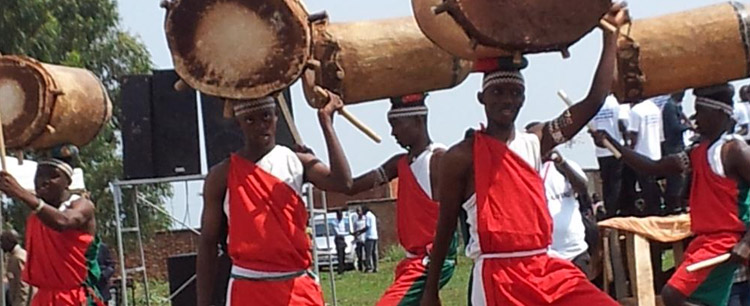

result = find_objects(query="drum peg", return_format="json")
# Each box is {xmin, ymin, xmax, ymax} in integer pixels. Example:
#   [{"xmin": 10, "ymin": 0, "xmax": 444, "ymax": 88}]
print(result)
[
  {"xmin": 431, "ymin": 1, "xmax": 451, "ymax": 15},
  {"xmin": 469, "ymin": 38, "xmax": 479, "ymax": 50},
  {"xmin": 51, "ymin": 89, "xmax": 64, "ymax": 96},
  {"xmin": 160, "ymin": 0, "xmax": 174, "ymax": 10},
  {"xmin": 336, "ymin": 71, "xmax": 345, "ymax": 80},
  {"xmin": 308, "ymin": 11, "xmax": 329, "ymax": 23},
  {"xmin": 173, "ymin": 79, "xmax": 191, "ymax": 91},
  {"xmin": 560, "ymin": 48, "xmax": 571, "ymax": 59},
  {"xmin": 46, "ymin": 125, "xmax": 56, "ymax": 134},
  {"xmin": 512, "ymin": 52, "xmax": 523, "ymax": 65},
  {"xmin": 14, "ymin": 151, "xmax": 23, "ymax": 165},
  {"xmin": 306, "ymin": 59, "xmax": 322, "ymax": 70}
]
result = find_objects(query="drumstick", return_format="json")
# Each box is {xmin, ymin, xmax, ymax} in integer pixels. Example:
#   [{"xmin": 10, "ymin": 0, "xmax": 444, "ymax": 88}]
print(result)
[
  {"xmin": 313, "ymin": 87, "xmax": 382, "ymax": 143},
  {"xmin": 0, "ymin": 112, "xmax": 8, "ymax": 170},
  {"xmin": 556, "ymin": 90, "xmax": 622, "ymax": 159},
  {"xmin": 686, "ymin": 253, "xmax": 731, "ymax": 272},
  {"xmin": 275, "ymin": 92, "xmax": 303, "ymax": 146}
]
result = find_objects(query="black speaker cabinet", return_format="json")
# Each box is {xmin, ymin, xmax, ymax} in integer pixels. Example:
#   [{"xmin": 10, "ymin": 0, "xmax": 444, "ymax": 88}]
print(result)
[
  {"xmin": 201, "ymin": 89, "xmax": 295, "ymax": 168},
  {"xmin": 121, "ymin": 70, "xmax": 201, "ymax": 179},
  {"xmin": 166, "ymin": 252, "xmax": 230, "ymax": 306}
]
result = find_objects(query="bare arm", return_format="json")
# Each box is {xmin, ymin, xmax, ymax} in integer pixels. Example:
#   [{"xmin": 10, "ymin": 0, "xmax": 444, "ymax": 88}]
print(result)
[
  {"xmin": 536, "ymin": 11, "xmax": 624, "ymax": 155},
  {"xmin": 300, "ymin": 92, "xmax": 353, "ymax": 192},
  {"xmin": 341, "ymin": 154, "xmax": 401, "ymax": 196},
  {"xmin": 720, "ymin": 140, "xmax": 750, "ymax": 262},
  {"xmin": 197, "ymin": 162, "xmax": 228, "ymax": 306},
  {"xmin": 0, "ymin": 172, "xmax": 94, "ymax": 233},
  {"xmin": 429, "ymin": 149, "xmax": 447, "ymax": 200},
  {"xmin": 591, "ymin": 131, "xmax": 684, "ymax": 176},
  {"xmin": 554, "ymin": 159, "xmax": 588, "ymax": 195},
  {"xmin": 421, "ymin": 143, "xmax": 470, "ymax": 306}
]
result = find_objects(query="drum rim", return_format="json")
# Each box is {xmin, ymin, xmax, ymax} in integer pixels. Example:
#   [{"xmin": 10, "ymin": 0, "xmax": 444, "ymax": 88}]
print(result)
[
  {"xmin": 164, "ymin": 0, "xmax": 312, "ymax": 99},
  {"xmin": 0, "ymin": 56, "xmax": 55, "ymax": 149},
  {"xmin": 445, "ymin": 0, "xmax": 609, "ymax": 53}
]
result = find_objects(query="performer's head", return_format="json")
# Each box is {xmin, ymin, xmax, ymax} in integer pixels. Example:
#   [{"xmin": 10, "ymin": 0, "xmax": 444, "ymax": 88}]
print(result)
[
  {"xmin": 0, "ymin": 229, "xmax": 19, "ymax": 253},
  {"xmin": 740, "ymin": 85, "xmax": 750, "ymax": 102},
  {"xmin": 35, "ymin": 144, "xmax": 77, "ymax": 205},
  {"xmin": 693, "ymin": 83, "xmax": 735, "ymax": 137},
  {"xmin": 230, "ymin": 96, "xmax": 278, "ymax": 149},
  {"xmin": 476, "ymin": 56, "xmax": 528, "ymax": 129},
  {"xmin": 336, "ymin": 210, "xmax": 343, "ymax": 221},
  {"xmin": 388, "ymin": 93, "xmax": 430, "ymax": 149}
]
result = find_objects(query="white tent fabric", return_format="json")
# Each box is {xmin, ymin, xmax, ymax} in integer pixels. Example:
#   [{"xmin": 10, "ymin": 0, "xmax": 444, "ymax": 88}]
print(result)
[{"xmin": 4, "ymin": 156, "xmax": 86, "ymax": 192}]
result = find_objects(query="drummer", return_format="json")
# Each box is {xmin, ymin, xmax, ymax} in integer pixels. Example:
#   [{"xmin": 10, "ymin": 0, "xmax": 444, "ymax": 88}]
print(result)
[
  {"xmin": 341, "ymin": 93, "xmax": 457, "ymax": 305},
  {"xmin": 591, "ymin": 83, "xmax": 750, "ymax": 306},
  {"xmin": 420, "ymin": 3, "xmax": 627, "ymax": 305},
  {"xmin": 196, "ymin": 91, "xmax": 354, "ymax": 306}
]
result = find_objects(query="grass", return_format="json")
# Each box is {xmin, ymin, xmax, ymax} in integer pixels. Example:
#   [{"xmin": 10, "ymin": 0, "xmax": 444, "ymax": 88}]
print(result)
[{"xmin": 320, "ymin": 245, "xmax": 471, "ymax": 306}]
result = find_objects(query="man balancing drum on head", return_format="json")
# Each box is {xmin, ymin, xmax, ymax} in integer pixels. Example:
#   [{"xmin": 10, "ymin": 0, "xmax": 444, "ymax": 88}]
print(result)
[
  {"xmin": 592, "ymin": 83, "xmax": 750, "ymax": 306},
  {"xmin": 197, "ymin": 90, "xmax": 354, "ymax": 306},
  {"xmin": 0, "ymin": 145, "xmax": 105, "ymax": 306},
  {"xmin": 420, "ymin": 3, "xmax": 628, "ymax": 305},
  {"xmin": 340, "ymin": 93, "xmax": 457, "ymax": 305}
]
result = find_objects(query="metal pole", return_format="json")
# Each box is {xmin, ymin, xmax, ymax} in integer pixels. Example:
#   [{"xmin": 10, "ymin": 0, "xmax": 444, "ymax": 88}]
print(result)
[
  {"xmin": 321, "ymin": 191, "xmax": 337, "ymax": 306},
  {"xmin": 132, "ymin": 187, "xmax": 151, "ymax": 305},
  {"xmin": 110, "ymin": 182, "xmax": 128, "ymax": 306},
  {"xmin": 136, "ymin": 195, "xmax": 200, "ymax": 236},
  {"xmin": 306, "ymin": 185, "xmax": 320, "ymax": 278}
]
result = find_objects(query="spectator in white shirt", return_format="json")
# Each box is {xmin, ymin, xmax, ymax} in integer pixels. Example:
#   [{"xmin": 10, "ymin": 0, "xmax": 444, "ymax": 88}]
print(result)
[
  {"xmin": 334, "ymin": 210, "xmax": 349, "ymax": 275},
  {"xmin": 353, "ymin": 207, "xmax": 367, "ymax": 271},
  {"xmin": 540, "ymin": 151, "xmax": 591, "ymax": 276},
  {"xmin": 592, "ymin": 95, "xmax": 629, "ymax": 218},
  {"xmin": 354, "ymin": 207, "xmax": 379, "ymax": 273},
  {"xmin": 735, "ymin": 85, "xmax": 750, "ymax": 142},
  {"xmin": 622, "ymin": 98, "xmax": 663, "ymax": 216}
]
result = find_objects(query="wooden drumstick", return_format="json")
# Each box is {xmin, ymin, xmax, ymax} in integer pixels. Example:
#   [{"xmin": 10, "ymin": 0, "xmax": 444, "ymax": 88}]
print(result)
[
  {"xmin": 686, "ymin": 253, "xmax": 731, "ymax": 272},
  {"xmin": 313, "ymin": 87, "xmax": 382, "ymax": 143},
  {"xmin": 275, "ymin": 92, "xmax": 303, "ymax": 146},
  {"xmin": 173, "ymin": 79, "xmax": 191, "ymax": 92},
  {"xmin": 556, "ymin": 90, "xmax": 622, "ymax": 159}
]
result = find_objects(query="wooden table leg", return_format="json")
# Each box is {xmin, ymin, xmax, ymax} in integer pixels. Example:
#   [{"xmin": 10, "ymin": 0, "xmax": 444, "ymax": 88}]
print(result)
[
  {"xmin": 626, "ymin": 233, "xmax": 655, "ymax": 306},
  {"xmin": 609, "ymin": 229, "xmax": 629, "ymax": 300}
]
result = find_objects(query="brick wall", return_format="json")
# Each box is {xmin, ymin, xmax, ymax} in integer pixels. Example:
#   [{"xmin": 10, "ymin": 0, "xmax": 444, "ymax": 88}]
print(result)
[
  {"xmin": 123, "ymin": 229, "xmax": 199, "ymax": 281},
  {"xmin": 347, "ymin": 199, "xmax": 397, "ymax": 256}
]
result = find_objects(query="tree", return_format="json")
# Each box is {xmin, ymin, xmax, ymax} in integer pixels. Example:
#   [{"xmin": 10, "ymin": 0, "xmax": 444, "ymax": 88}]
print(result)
[{"xmin": 0, "ymin": 0, "xmax": 171, "ymax": 246}]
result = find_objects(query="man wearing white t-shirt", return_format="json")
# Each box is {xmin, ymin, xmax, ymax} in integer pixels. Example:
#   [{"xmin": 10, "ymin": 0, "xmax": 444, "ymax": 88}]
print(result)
[
  {"xmin": 623, "ymin": 98, "xmax": 663, "ymax": 216},
  {"xmin": 541, "ymin": 152, "xmax": 591, "ymax": 276},
  {"xmin": 363, "ymin": 207, "xmax": 379, "ymax": 273},
  {"xmin": 592, "ymin": 95, "xmax": 629, "ymax": 218}
]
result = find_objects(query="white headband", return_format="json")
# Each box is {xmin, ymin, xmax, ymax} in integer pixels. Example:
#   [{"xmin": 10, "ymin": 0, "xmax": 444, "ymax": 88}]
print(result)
[
  {"xmin": 387, "ymin": 106, "xmax": 428, "ymax": 119},
  {"xmin": 232, "ymin": 97, "xmax": 276, "ymax": 117},
  {"xmin": 38, "ymin": 158, "xmax": 73, "ymax": 180},
  {"xmin": 695, "ymin": 97, "xmax": 733, "ymax": 116},
  {"xmin": 483, "ymin": 71, "xmax": 524, "ymax": 91}
]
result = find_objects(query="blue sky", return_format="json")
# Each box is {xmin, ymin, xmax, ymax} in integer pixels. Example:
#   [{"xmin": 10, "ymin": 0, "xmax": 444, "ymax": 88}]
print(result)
[{"xmin": 116, "ymin": 0, "xmax": 748, "ymax": 228}]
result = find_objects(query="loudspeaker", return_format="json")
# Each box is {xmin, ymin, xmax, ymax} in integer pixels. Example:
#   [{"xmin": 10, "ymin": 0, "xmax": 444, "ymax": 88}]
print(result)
[
  {"xmin": 201, "ymin": 89, "xmax": 295, "ymax": 168},
  {"xmin": 150, "ymin": 70, "xmax": 201, "ymax": 177},
  {"xmin": 166, "ymin": 252, "xmax": 231, "ymax": 306},
  {"xmin": 121, "ymin": 75, "xmax": 155, "ymax": 179},
  {"xmin": 120, "ymin": 70, "xmax": 202, "ymax": 179}
]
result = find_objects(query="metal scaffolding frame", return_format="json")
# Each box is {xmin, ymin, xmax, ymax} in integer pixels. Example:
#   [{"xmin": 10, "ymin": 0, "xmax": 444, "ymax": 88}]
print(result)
[{"xmin": 109, "ymin": 174, "xmax": 205, "ymax": 306}]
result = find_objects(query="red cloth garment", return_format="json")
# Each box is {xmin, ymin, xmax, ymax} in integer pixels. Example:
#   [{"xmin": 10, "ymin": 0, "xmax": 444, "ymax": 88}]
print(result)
[
  {"xmin": 226, "ymin": 153, "xmax": 311, "ymax": 272},
  {"xmin": 396, "ymin": 156, "xmax": 439, "ymax": 255},
  {"xmin": 471, "ymin": 132, "xmax": 616, "ymax": 305},
  {"xmin": 226, "ymin": 275, "xmax": 324, "ymax": 306},
  {"xmin": 23, "ymin": 215, "xmax": 96, "ymax": 306}
]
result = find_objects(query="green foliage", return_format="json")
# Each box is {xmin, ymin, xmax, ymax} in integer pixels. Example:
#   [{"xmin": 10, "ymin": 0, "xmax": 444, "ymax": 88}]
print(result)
[{"xmin": 0, "ymin": 0, "xmax": 171, "ymax": 247}]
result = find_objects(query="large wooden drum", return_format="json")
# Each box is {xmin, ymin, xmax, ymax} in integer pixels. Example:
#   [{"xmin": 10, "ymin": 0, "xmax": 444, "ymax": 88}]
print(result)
[
  {"xmin": 302, "ymin": 17, "xmax": 473, "ymax": 106},
  {"xmin": 164, "ymin": 0, "xmax": 310, "ymax": 99},
  {"xmin": 415, "ymin": 0, "xmax": 610, "ymax": 55},
  {"xmin": 412, "ymin": 0, "xmax": 507, "ymax": 60},
  {"xmin": 0, "ymin": 56, "xmax": 112, "ymax": 150},
  {"xmin": 614, "ymin": 2, "xmax": 750, "ymax": 101}
]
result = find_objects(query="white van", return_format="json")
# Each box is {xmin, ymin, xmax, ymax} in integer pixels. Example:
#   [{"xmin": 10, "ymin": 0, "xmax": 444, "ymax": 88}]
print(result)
[{"xmin": 312, "ymin": 211, "xmax": 357, "ymax": 269}]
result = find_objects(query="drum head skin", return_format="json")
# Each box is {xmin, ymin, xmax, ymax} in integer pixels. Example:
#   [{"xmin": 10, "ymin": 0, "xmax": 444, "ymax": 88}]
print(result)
[
  {"xmin": 443, "ymin": 0, "xmax": 611, "ymax": 53},
  {"xmin": 0, "ymin": 57, "xmax": 49, "ymax": 148},
  {"xmin": 165, "ymin": 0, "xmax": 311, "ymax": 99}
]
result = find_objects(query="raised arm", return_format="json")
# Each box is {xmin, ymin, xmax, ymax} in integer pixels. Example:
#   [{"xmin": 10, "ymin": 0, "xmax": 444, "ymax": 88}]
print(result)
[
  {"xmin": 591, "ymin": 130, "xmax": 684, "ymax": 177},
  {"xmin": 300, "ymin": 91, "xmax": 353, "ymax": 192},
  {"xmin": 341, "ymin": 154, "xmax": 402, "ymax": 196},
  {"xmin": 421, "ymin": 143, "xmax": 471, "ymax": 306},
  {"xmin": 538, "ymin": 4, "xmax": 627, "ymax": 155},
  {"xmin": 197, "ymin": 162, "xmax": 228, "ymax": 306},
  {"xmin": 0, "ymin": 171, "xmax": 94, "ymax": 233}
]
